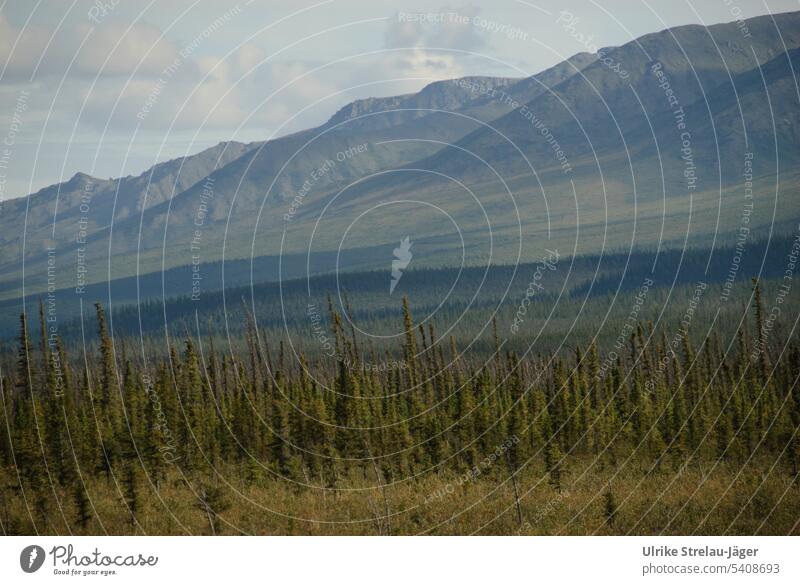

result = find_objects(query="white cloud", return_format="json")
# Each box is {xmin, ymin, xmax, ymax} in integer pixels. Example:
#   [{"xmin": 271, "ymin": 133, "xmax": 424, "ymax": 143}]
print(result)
[
  {"xmin": 0, "ymin": 14, "xmax": 180, "ymax": 79},
  {"xmin": 384, "ymin": 5, "xmax": 485, "ymax": 52}
]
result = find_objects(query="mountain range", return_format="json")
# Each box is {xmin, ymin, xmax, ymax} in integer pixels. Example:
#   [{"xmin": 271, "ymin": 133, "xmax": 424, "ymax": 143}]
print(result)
[{"xmin": 1, "ymin": 10, "xmax": 799, "ymax": 313}]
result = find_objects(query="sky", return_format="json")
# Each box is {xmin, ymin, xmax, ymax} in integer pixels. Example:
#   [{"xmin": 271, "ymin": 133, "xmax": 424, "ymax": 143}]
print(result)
[{"xmin": 0, "ymin": 0, "xmax": 798, "ymax": 200}]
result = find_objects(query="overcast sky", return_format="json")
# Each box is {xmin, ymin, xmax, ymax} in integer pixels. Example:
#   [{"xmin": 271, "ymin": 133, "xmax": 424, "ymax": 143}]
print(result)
[{"xmin": 0, "ymin": 0, "xmax": 797, "ymax": 200}]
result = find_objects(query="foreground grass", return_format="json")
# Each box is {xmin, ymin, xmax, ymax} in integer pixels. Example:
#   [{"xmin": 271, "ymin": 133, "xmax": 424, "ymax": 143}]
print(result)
[{"xmin": 3, "ymin": 458, "xmax": 797, "ymax": 536}]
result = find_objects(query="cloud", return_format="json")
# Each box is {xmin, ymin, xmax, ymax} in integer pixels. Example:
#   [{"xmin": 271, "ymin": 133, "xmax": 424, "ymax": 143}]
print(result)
[
  {"xmin": 72, "ymin": 41, "xmax": 350, "ymax": 135},
  {"xmin": 384, "ymin": 5, "xmax": 486, "ymax": 52},
  {"xmin": 356, "ymin": 49, "xmax": 467, "ymax": 89},
  {"xmin": 374, "ymin": 5, "xmax": 490, "ymax": 89},
  {"xmin": 0, "ymin": 14, "xmax": 180, "ymax": 80}
]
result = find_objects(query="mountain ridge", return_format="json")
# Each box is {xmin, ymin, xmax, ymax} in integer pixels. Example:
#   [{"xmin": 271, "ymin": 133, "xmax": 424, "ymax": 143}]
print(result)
[{"xmin": 1, "ymin": 11, "xmax": 798, "ymax": 303}]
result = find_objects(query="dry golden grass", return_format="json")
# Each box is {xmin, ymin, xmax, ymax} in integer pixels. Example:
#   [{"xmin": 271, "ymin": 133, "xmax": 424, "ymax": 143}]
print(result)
[{"xmin": 4, "ymin": 458, "xmax": 797, "ymax": 535}]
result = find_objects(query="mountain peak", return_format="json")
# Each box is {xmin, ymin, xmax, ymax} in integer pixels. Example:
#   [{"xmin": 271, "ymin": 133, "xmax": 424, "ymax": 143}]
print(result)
[
  {"xmin": 326, "ymin": 75, "xmax": 516, "ymax": 127},
  {"xmin": 67, "ymin": 171, "xmax": 100, "ymax": 186}
]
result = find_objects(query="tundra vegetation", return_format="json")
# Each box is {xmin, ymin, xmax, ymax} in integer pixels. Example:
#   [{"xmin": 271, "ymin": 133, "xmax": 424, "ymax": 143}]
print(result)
[{"xmin": 0, "ymin": 280, "xmax": 798, "ymax": 535}]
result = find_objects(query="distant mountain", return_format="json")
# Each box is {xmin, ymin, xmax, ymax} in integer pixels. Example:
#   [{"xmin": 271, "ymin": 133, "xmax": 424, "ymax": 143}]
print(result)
[
  {"xmin": 324, "ymin": 75, "xmax": 517, "ymax": 130},
  {"xmin": 1, "ymin": 11, "xmax": 799, "ymax": 307},
  {"xmin": 431, "ymin": 11, "xmax": 800, "ymax": 181},
  {"xmin": 0, "ymin": 140, "xmax": 255, "ymax": 264}
]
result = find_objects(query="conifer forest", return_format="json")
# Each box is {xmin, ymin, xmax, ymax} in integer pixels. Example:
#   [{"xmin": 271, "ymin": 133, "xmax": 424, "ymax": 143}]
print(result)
[{"xmin": 1, "ymin": 276, "xmax": 798, "ymax": 535}]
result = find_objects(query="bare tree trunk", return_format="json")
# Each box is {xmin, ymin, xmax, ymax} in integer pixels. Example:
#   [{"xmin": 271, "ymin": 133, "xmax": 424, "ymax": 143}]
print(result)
[
  {"xmin": 365, "ymin": 440, "xmax": 391, "ymax": 535},
  {"xmin": 506, "ymin": 452, "xmax": 523, "ymax": 526}
]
